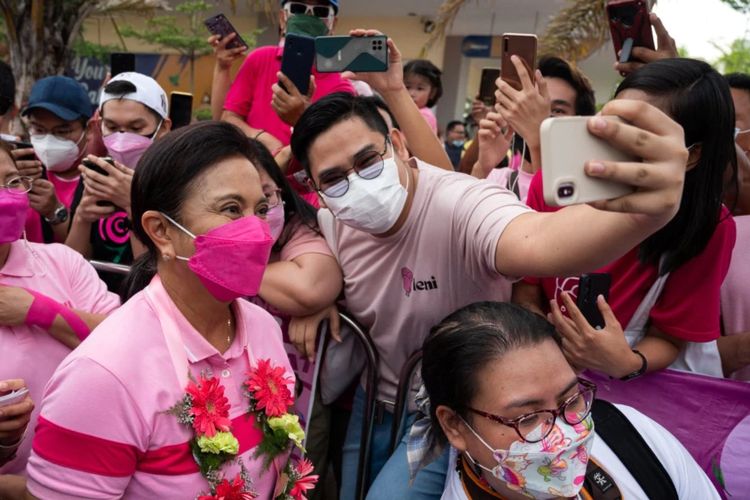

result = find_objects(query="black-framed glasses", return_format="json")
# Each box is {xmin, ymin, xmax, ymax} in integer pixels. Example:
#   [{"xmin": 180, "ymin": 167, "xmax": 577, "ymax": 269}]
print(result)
[
  {"xmin": 284, "ymin": 2, "xmax": 334, "ymax": 18},
  {"xmin": 465, "ymin": 378, "xmax": 596, "ymax": 443},
  {"xmin": 1, "ymin": 176, "xmax": 33, "ymax": 194},
  {"xmin": 315, "ymin": 139, "xmax": 389, "ymax": 198}
]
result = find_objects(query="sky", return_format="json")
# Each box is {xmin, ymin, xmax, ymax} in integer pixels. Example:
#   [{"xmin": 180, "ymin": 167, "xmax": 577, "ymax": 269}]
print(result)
[{"xmin": 652, "ymin": 0, "xmax": 750, "ymax": 62}]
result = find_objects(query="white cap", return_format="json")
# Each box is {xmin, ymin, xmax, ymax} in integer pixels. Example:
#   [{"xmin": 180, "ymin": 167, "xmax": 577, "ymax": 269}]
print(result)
[{"xmin": 99, "ymin": 72, "xmax": 168, "ymax": 119}]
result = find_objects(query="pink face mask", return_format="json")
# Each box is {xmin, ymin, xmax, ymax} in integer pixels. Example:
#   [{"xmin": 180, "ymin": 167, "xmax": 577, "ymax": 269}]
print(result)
[
  {"xmin": 266, "ymin": 204, "xmax": 285, "ymax": 242},
  {"xmin": 164, "ymin": 213, "xmax": 274, "ymax": 302},
  {"xmin": 102, "ymin": 124, "xmax": 161, "ymax": 168},
  {"xmin": 0, "ymin": 189, "xmax": 30, "ymax": 244}
]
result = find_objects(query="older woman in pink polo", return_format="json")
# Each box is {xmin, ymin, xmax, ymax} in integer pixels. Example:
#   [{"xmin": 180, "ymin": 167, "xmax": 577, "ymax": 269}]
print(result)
[
  {"xmin": 0, "ymin": 140, "xmax": 119, "ymax": 490},
  {"xmin": 25, "ymin": 123, "xmax": 315, "ymax": 499}
]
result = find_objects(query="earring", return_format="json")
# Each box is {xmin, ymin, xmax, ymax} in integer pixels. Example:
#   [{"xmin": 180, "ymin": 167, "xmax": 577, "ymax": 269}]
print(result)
[{"xmin": 162, "ymin": 254, "xmax": 172, "ymax": 262}]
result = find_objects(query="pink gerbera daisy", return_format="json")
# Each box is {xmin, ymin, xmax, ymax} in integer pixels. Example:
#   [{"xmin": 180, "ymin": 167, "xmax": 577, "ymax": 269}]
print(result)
[
  {"xmin": 289, "ymin": 458, "xmax": 319, "ymax": 500},
  {"xmin": 245, "ymin": 359, "xmax": 294, "ymax": 417},
  {"xmin": 186, "ymin": 376, "xmax": 232, "ymax": 437}
]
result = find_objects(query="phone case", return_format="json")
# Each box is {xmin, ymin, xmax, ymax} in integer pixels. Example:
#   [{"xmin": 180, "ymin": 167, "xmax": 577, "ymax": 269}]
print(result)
[
  {"xmin": 170, "ymin": 92, "xmax": 193, "ymax": 130},
  {"xmin": 607, "ymin": 0, "xmax": 655, "ymax": 63},
  {"xmin": 540, "ymin": 116, "xmax": 636, "ymax": 207},
  {"xmin": 501, "ymin": 33, "xmax": 537, "ymax": 91},
  {"xmin": 281, "ymin": 34, "xmax": 316, "ymax": 95},
  {"xmin": 315, "ymin": 36, "xmax": 388, "ymax": 73},
  {"xmin": 479, "ymin": 68, "xmax": 501, "ymax": 106},
  {"xmin": 204, "ymin": 14, "xmax": 247, "ymax": 50},
  {"xmin": 577, "ymin": 273, "xmax": 611, "ymax": 329}
]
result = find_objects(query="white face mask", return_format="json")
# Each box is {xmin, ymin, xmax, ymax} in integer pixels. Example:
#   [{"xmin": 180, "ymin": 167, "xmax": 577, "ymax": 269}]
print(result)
[
  {"xmin": 321, "ymin": 146, "xmax": 409, "ymax": 234},
  {"xmin": 31, "ymin": 131, "xmax": 85, "ymax": 172}
]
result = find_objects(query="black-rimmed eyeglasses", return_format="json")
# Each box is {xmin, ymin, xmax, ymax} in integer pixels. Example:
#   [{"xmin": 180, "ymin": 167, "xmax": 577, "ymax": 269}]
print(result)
[{"xmin": 314, "ymin": 139, "xmax": 389, "ymax": 198}]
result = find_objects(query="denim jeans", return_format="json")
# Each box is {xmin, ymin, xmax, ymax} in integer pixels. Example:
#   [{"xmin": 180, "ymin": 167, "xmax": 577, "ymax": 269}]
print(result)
[{"xmin": 340, "ymin": 387, "xmax": 449, "ymax": 500}]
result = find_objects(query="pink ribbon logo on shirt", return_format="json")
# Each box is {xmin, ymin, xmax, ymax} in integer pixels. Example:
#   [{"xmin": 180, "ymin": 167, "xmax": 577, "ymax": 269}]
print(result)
[{"xmin": 401, "ymin": 267, "xmax": 414, "ymax": 297}]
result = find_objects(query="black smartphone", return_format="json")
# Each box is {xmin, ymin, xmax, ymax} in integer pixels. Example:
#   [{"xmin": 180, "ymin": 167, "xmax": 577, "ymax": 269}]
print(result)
[
  {"xmin": 280, "ymin": 34, "xmax": 316, "ymax": 95},
  {"xmin": 607, "ymin": 0, "xmax": 655, "ymax": 64},
  {"xmin": 169, "ymin": 92, "xmax": 193, "ymax": 130},
  {"xmin": 576, "ymin": 273, "xmax": 612, "ymax": 329},
  {"xmin": 110, "ymin": 53, "xmax": 136, "ymax": 77},
  {"xmin": 83, "ymin": 157, "xmax": 116, "ymax": 207},
  {"xmin": 10, "ymin": 140, "xmax": 36, "ymax": 162},
  {"xmin": 479, "ymin": 68, "xmax": 501, "ymax": 106},
  {"xmin": 204, "ymin": 13, "xmax": 248, "ymax": 50}
]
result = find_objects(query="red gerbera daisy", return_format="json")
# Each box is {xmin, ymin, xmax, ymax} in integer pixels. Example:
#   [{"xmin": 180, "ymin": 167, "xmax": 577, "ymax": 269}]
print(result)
[
  {"xmin": 289, "ymin": 458, "xmax": 318, "ymax": 500},
  {"xmin": 245, "ymin": 359, "xmax": 294, "ymax": 417},
  {"xmin": 198, "ymin": 474, "xmax": 256, "ymax": 500},
  {"xmin": 186, "ymin": 376, "xmax": 232, "ymax": 437}
]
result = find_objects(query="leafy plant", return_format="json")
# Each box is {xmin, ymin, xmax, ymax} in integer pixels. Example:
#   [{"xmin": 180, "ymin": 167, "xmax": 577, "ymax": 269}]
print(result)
[
  {"xmin": 713, "ymin": 38, "xmax": 750, "ymax": 74},
  {"xmin": 719, "ymin": 0, "xmax": 750, "ymax": 13}
]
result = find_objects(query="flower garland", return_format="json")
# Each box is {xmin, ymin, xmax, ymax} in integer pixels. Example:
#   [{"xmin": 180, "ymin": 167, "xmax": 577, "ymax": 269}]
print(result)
[{"xmin": 169, "ymin": 359, "xmax": 318, "ymax": 499}]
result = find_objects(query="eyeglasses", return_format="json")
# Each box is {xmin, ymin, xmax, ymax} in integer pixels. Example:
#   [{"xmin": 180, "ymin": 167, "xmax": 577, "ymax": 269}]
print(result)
[
  {"xmin": 283, "ymin": 2, "xmax": 334, "ymax": 18},
  {"xmin": 1, "ymin": 176, "xmax": 33, "ymax": 194},
  {"xmin": 465, "ymin": 378, "xmax": 597, "ymax": 444},
  {"xmin": 315, "ymin": 139, "xmax": 390, "ymax": 198},
  {"xmin": 28, "ymin": 124, "xmax": 84, "ymax": 143},
  {"xmin": 265, "ymin": 188, "xmax": 283, "ymax": 208}
]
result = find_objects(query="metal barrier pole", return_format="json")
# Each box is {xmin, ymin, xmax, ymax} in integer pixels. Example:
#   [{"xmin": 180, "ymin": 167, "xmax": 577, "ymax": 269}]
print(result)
[
  {"xmin": 88, "ymin": 260, "xmax": 131, "ymax": 276},
  {"xmin": 389, "ymin": 350, "xmax": 422, "ymax": 454}
]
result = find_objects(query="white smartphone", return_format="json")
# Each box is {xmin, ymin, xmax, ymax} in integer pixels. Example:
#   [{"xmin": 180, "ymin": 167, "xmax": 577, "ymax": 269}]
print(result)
[
  {"xmin": 0, "ymin": 387, "xmax": 29, "ymax": 408},
  {"xmin": 541, "ymin": 116, "xmax": 636, "ymax": 207}
]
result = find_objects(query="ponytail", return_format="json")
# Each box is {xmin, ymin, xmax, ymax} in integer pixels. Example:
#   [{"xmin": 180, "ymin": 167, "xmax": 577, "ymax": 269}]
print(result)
[{"xmin": 120, "ymin": 252, "xmax": 157, "ymax": 302}]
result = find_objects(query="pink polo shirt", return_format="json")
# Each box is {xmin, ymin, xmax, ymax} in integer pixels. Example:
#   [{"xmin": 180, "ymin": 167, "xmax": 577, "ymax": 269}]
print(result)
[
  {"xmin": 0, "ymin": 240, "xmax": 119, "ymax": 474},
  {"xmin": 27, "ymin": 276, "xmax": 294, "ymax": 499},
  {"xmin": 223, "ymin": 44, "xmax": 355, "ymax": 147}
]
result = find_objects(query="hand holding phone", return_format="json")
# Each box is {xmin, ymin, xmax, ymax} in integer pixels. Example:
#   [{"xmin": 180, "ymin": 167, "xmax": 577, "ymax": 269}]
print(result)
[
  {"xmin": 82, "ymin": 157, "xmax": 116, "ymax": 207},
  {"xmin": 478, "ymin": 68, "xmax": 501, "ymax": 107},
  {"xmin": 315, "ymin": 35, "xmax": 389, "ymax": 73},
  {"xmin": 577, "ymin": 273, "xmax": 612, "ymax": 329},
  {"xmin": 501, "ymin": 33, "xmax": 537, "ymax": 91},
  {"xmin": 0, "ymin": 387, "xmax": 29, "ymax": 409},
  {"xmin": 204, "ymin": 14, "xmax": 248, "ymax": 50},
  {"xmin": 281, "ymin": 34, "xmax": 316, "ymax": 95}
]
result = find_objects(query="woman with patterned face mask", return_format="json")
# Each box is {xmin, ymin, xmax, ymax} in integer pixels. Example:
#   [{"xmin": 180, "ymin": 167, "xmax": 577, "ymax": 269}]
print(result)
[{"xmin": 409, "ymin": 302, "xmax": 719, "ymax": 500}]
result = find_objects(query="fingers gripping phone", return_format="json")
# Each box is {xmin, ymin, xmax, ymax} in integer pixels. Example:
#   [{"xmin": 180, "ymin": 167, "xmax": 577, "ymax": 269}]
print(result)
[
  {"xmin": 479, "ymin": 68, "xmax": 501, "ymax": 107},
  {"xmin": 501, "ymin": 33, "xmax": 537, "ymax": 91},
  {"xmin": 577, "ymin": 273, "xmax": 612, "ymax": 330},
  {"xmin": 607, "ymin": 0, "xmax": 655, "ymax": 64},
  {"xmin": 83, "ymin": 157, "xmax": 115, "ymax": 207},
  {"xmin": 110, "ymin": 53, "xmax": 135, "ymax": 77},
  {"xmin": 281, "ymin": 34, "xmax": 316, "ymax": 95},
  {"xmin": 540, "ymin": 116, "xmax": 636, "ymax": 206},
  {"xmin": 0, "ymin": 387, "xmax": 29, "ymax": 408},
  {"xmin": 170, "ymin": 92, "xmax": 193, "ymax": 130},
  {"xmin": 204, "ymin": 13, "xmax": 248, "ymax": 50},
  {"xmin": 9, "ymin": 140, "xmax": 35, "ymax": 162},
  {"xmin": 315, "ymin": 35, "xmax": 389, "ymax": 73}
]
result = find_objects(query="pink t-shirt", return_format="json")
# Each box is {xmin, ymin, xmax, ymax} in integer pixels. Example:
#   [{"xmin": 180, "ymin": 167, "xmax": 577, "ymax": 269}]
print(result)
[
  {"xmin": 419, "ymin": 107, "xmax": 438, "ymax": 135},
  {"xmin": 524, "ymin": 171, "xmax": 736, "ymax": 343},
  {"xmin": 24, "ymin": 173, "xmax": 81, "ymax": 244},
  {"xmin": 486, "ymin": 167, "xmax": 534, "ymax": 202},
  {"xmin": 279, "ymin": 222, "xmax": 332, "ymax": 262},
  {"xmin": 224, "ymin": 45, "xmax": 355, "ymax": 147},
  {"xmin": 0, "ymin": 240, "xmax": 119, "ymax": 474},
  {"xmin": 26, "ymin": 277, "xmax": 293, "ymax": 499},
  {"xmin": 322, "ymin": 159, "xmax": 530, "ymax": 402},
  {"xmin": 721, "ymin": 215, "xmax": 750, "ymax": 380}
]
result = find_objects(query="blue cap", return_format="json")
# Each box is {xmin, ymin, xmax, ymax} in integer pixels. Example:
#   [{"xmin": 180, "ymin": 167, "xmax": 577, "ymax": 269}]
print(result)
[
  {"xmin": 281, "ymin": 0, "xmax": 338, "ymax": 14},
  {"xmin": 22, "ymin": 76, "xmax": 92, "ymax": 121}
]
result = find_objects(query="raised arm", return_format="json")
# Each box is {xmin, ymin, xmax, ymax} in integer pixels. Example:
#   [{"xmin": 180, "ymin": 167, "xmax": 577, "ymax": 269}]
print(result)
[{"xmin": 208, "ymin": 34, "xmax": 248, "ymax": 121}]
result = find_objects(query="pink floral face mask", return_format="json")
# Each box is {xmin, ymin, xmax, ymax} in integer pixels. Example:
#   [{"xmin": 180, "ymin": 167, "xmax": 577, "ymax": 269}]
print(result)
[{"xmin": 164, "ymin": 213, "xmax": 274, "ymax": 302}]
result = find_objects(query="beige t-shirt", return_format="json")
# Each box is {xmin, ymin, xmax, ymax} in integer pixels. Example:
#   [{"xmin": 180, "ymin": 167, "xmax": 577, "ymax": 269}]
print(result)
[{"xmin": 321, "ymin": 159, "xmax": 531, "ymax": 402}]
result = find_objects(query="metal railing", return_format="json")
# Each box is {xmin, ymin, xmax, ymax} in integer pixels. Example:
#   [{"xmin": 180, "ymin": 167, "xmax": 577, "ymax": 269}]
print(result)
[
  {"xmin": 389, "ymin": 350, "xmax": 423, "ymax": 454},
  {"xmin": 88, "ymin": 260, "xmax": 131, "ymax": 276}
]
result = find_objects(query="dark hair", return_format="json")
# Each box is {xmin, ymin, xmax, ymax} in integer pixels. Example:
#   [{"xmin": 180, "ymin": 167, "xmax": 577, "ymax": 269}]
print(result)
[
  {"xmin": 122, "ymin": 121, "xmax": 269, "ymax": 300},
  {"xmin": 403, "ymin": 59, "xmax": 443, "ymax": 108},
  {"xmin": 725, "ymin": 72, "xmax": 750, "ymax": 92},
  {"xmin": 291, "ymin": 92, "xmax": 389, "ymax": 177},
  {"xmin": 0, "ymin": 61, "xmax": 15, "ymax": 116},
  {"xmin": 616, "ymin": 58, "xmax": 736, "ymax": 274},
  {"xmin": 422, "ymin": 302, "xmax": 561, "ymax": 448},
  {"xmin": 446, "ymin": 120, "xmax": 464, "ymax": 132},
  {"xmin": 246, "ymin": 139, "xmax": 319, "ymax": 251},
  {"xmin": 102, "ymin": 79, "xmax": 162, "ymax": 124},
  {"xmin": 360, "ymin": 95, "xmax": 400, "ymax": 130},
  {"xmin": 538, "ymin": 56, "xmax": 596, "ymax": 116}
]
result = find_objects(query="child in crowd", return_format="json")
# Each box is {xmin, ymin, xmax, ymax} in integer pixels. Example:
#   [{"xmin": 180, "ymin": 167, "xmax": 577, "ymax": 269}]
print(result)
[{"xmin": 404, "ymin": 59, "xmax": 443, "ymax": 135}]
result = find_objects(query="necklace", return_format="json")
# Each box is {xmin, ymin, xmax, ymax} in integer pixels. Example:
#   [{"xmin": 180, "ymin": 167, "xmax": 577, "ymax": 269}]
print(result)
[{"xmin": 226, "ymin": 316, "xmax": 233, "ymax": 346}]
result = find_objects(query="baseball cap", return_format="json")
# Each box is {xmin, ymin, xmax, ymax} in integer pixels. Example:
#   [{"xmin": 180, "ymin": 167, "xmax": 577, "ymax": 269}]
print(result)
[
  {"xmin": 281, "ymin": 0, "xmax": 339, "ymax": 14},
  {"xmin": 22, "ymin": 76, "xmax": 92, "ymax": 121},
  {"xmin": 99, "ymin": 72, "xmax": 168, "ymax": 119}
]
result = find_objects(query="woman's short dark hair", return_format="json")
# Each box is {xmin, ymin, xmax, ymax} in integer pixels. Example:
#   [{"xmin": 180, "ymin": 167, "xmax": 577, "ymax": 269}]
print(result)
[
  {"xmin": 403, "ymin": 59, "xmax": 443, "ymax": 108},
  {"xmin": 537, "ymin": 56, "xmax": 596, "ymax": 116},
  {"xmin": 421, "ymin": 302, "xmax": 561, "ymax": 448},
  {"xmin": 616, "ymin": 58, "xmax": 736, "ymax": 274},
  {"xmin": 122, "ymin": 121, "xmax": 270, "ymax": 300}
]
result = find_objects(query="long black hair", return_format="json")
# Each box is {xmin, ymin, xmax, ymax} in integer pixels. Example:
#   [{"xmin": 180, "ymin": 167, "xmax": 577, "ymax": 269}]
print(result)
[
  {"xmin": 245, "ymin": 139, "xmax": 319, "ymax": 251},
  {"xmin": 616, "ymin": 58, "xmax": 737, "ymax": 274},
  {"xmin": 421, "ymin": 302, "xmax": 561, "ymax": 449},
  {"xmin": 121, "ymin": 121, "xmax": 273, "ymax": 301}
]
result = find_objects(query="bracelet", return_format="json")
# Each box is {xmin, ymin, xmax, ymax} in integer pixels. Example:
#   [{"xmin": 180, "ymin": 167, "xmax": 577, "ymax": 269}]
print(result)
[
  {"xmin": 254, "ymin": 129, "xmax": 266, "ymax": 141},
  {"xmin": 619, "ymin": 349, "xmax": 648, "ymax": 381}
]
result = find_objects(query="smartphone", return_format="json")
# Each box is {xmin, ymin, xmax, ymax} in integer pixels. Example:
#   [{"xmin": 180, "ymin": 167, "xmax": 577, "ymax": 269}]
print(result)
[
  {"xmin": 607, "ymin": 0, "xmax": 655, "ymax": 64},
  {"xmin": 170, "ymin": 92, "xmax": 193, "ymax": 130},
  {"xmin": 501, "ymin": 33, "xmax": 537, "ymax": 91},
  {"xmin": 0, "ymin": 388, "xmax": 29, "ymax": 408},
  {"xmin": 315, "ymin": 35, "xmax": 389, "ymax": 73},
  {"xmin": 281, "ymin": 34, "xmax": 316, "ymax": 95},
  {"xmin": 204, "ymin": 13, "xmax": 248, "ymax": 50},
  {"xmin": 577, "ymin": 273, "xmax": 612, "ymax": 329},
  {"xmin": 110, "ymin": 53, "xmax": 135, "ymax": 77},
  {"xmin": 82, "ymin": 157, "xmax": 114, "ymax": 177},
  {"xmin": 479, "ymin": 68, "xmax": 501, "ymax": 107},
  {"xmin": 9, "ymin": 140, "xmax": 36, "ymax": 162},
  {"xmin": 540, "ymin": 116, "xmax": 636, "ymax": 207}
]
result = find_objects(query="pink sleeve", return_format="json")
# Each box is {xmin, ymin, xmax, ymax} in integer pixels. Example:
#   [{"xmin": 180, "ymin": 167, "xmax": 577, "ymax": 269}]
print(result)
[
  {"xmin": 223, "ymin": 50, "xmax": 261, "ymax": 118},
  {"xmin": 650, "ymin": 211, "xmax": 736, "ymax": 342},
  {"xmin": 280, "ymin": 224, "xmax": 333, "ymax": 262},
  {"xmin": 419, "ymin": 107, "xmax": 438, "ymax": 135},
  {"xmin": 64, "ymin": 245, "xmax": 121, "ymax": 314},
  {"xmin": 486, "ymin": 167, "xmax": 511, "ymax": 185},
  {"xmin": 520, "ymin": 172, "xmax": 550, "ymax": 285},
  {"xmin": 27, "ymin": 357, "xmax": 147, "ymax": 498}
]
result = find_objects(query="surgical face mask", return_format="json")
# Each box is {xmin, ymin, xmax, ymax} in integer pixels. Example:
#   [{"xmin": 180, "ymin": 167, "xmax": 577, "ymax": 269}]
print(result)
[
  {"xmin": 266, "ymin": 204, "xmax": 285, "ymax": 242},
  {"xmin": 31, "ymin": 130, "xmax": 85, "ymax": 172},
  {"xmin": 450, "ymin": 139, "xmax": 465, "ymax": 148},
  {"xmin": 321, "ymin": 146, "xmax": 409, "ymax": 234},
  {"xmin": 462, "ymin": 416, "xmax": 595, "ymax": 499},
  {"xmin": 285, "ymin": 13, "xmax": 330, "ymax": 37},
  {"xmin": 102, "ymin": 120, "xmax": 162, "ymax": 168},
  {"xmin": 0, "ymin": 189, "xmax": 30, "ymax": 244}
]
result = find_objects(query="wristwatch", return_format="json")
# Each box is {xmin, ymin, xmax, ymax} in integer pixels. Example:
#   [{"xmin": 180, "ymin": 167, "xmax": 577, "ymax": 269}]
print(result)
[
  {"xmin": 44, "ymin": 204, "xmax": 69, "ymax": 226},
  {"xmin": 619, "ymin": 349, "xmax": 648, "ymax": 381}
]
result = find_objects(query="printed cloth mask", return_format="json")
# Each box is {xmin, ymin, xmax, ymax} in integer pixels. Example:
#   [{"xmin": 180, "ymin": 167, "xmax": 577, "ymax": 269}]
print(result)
[
  {"xmin": 266, "ymin": 204, "xmax": 285, "ymax": 243},
  {"xmin": 462, "ymin": 416, "xmax": 595, "ymax": 500},
  {"xmin": 321, "ymin": 147, "xmax": 408, "ymax": 234},
  {"xmin": 31, "ymin": 130, "xmax": 85, "ymax": 172},
  {"xmin": 286, "ymin": 14, "xmax": 330, "ymax": 37},
  {"xmin": 164, "ymin": 213, "xmax": 274, "ymax": 302},
  {"xmin": 103, "ymin": 120, "xmax": 162, "ymax": 168},
  {"xmin": 0, "ymin": 189, "xmax": 30, "ymax": 244}
]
